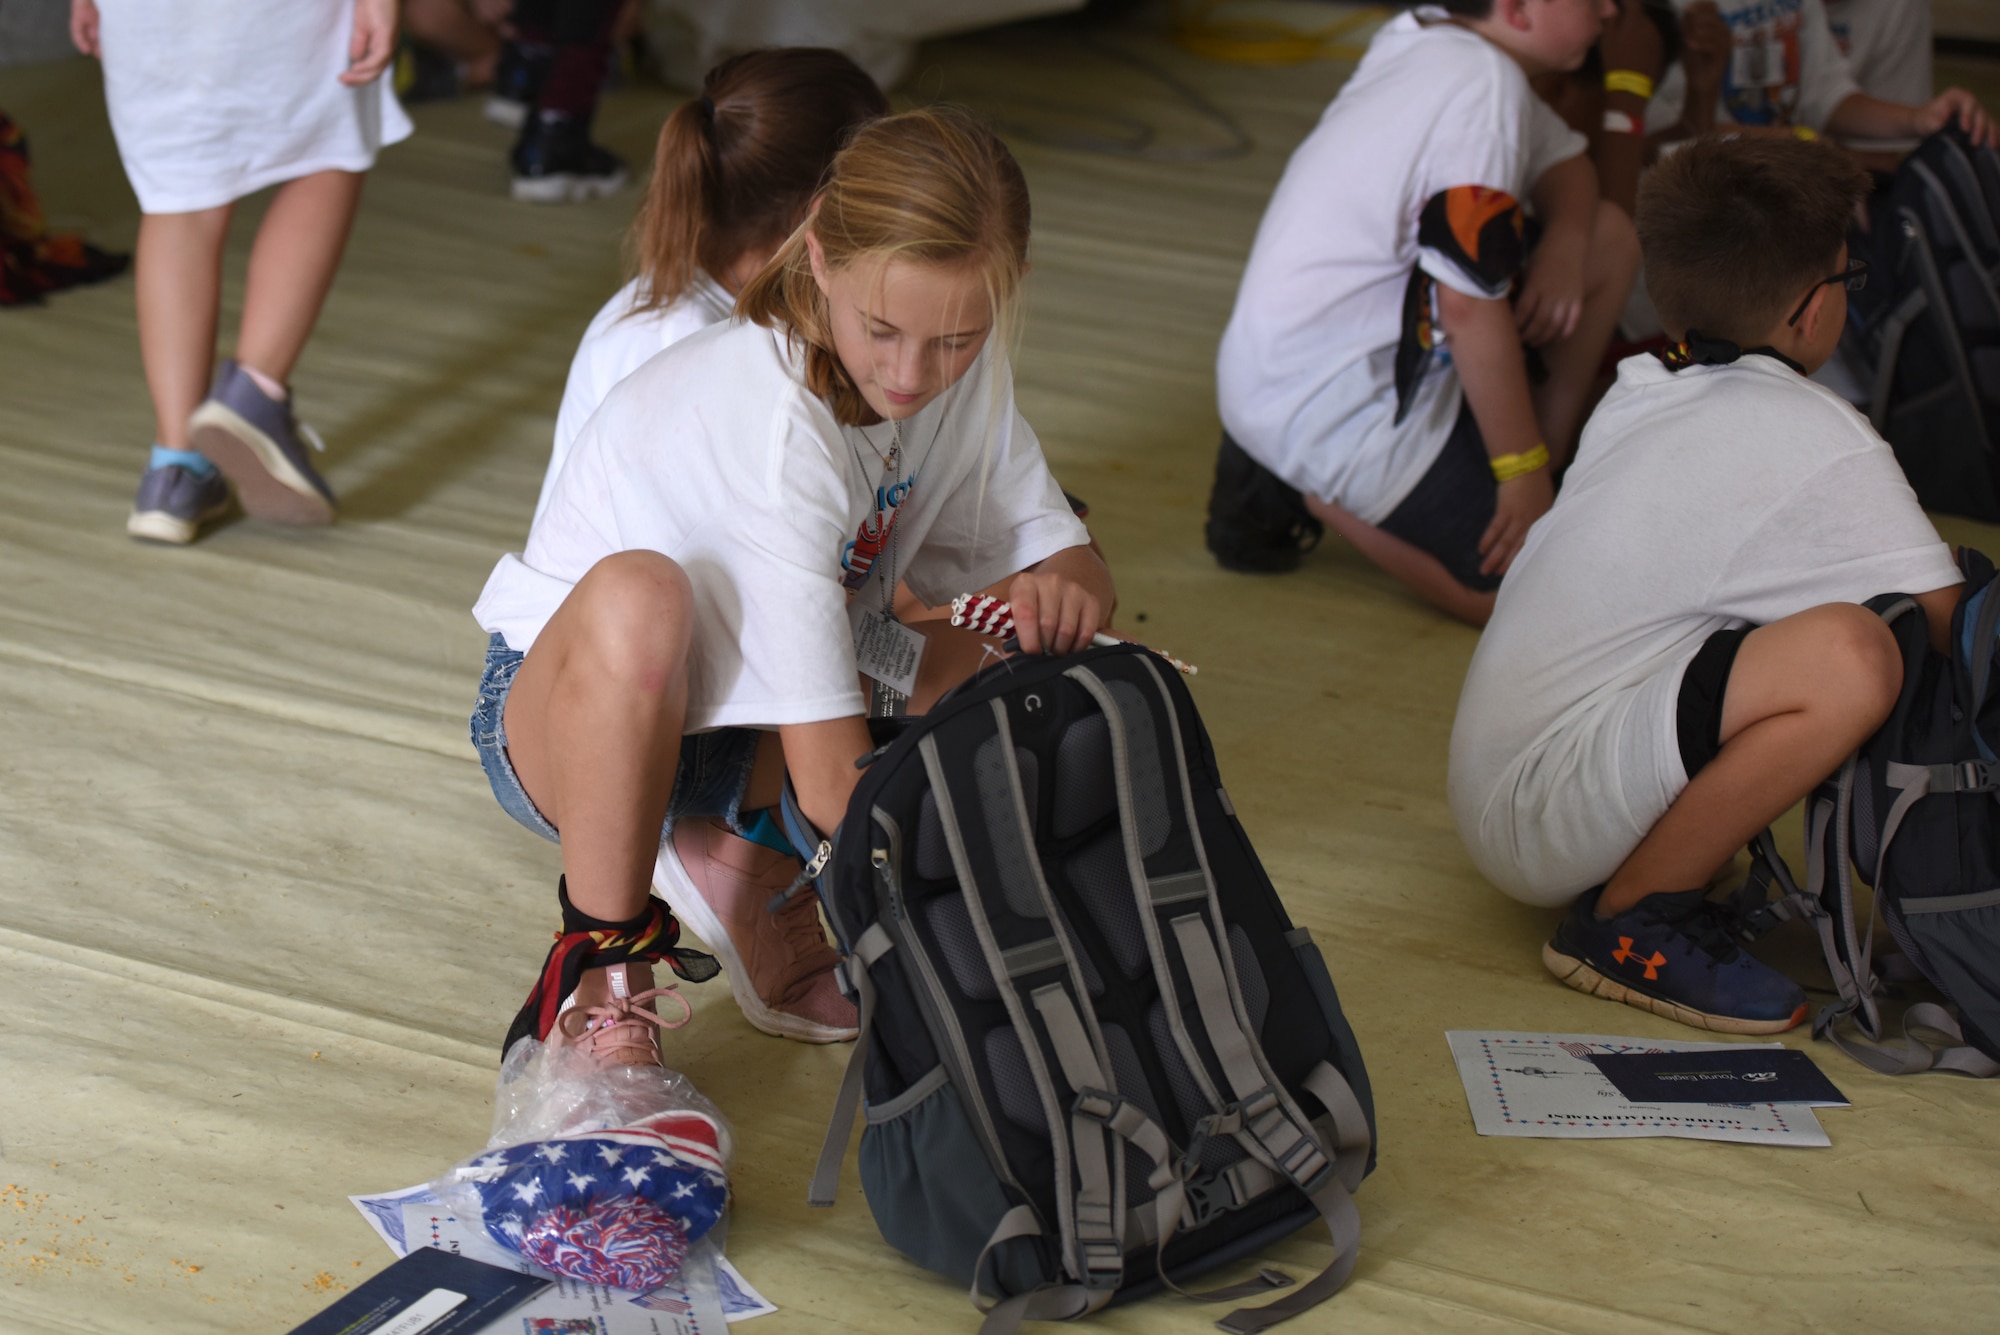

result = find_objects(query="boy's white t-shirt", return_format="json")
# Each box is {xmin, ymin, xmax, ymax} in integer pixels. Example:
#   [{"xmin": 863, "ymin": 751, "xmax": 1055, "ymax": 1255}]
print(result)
[
  {"xmin": 1216, "ymin": 10, "xmax": 1586, "ymax": 523},
  {"xmin": 535, "ymin": 274, "xmax": 737, "ymax": 524},
  {"xmin": 474, "ymin": 319, "xmax": 1089, "ymax": 732},
  {"xmin": 96, "ymin": 0, "xmax": 412, "ymax": 214},
  {"xmin": 1449, "ymin": 353, "xmax": 1958, "ymax": 906},
  {"xmin": 1825, "ymin": 0, "xmax": 1932, "ymax": 141},
  {"xmin": 1648, "ymin": 0, "xmax": 1862, "ymax": 136}
]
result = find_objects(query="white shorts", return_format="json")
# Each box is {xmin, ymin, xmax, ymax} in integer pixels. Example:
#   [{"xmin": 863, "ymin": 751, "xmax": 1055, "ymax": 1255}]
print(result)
[
  {"xmin": 1457, "ymin": 648, "xmax": 1699, "ymax": 909},
  {"xmin": 98, "ymin": 0, "xmax": 411, "ymax": 214}
]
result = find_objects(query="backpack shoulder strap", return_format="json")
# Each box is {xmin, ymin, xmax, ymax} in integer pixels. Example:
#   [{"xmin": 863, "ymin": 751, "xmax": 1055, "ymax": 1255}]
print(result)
[{"xmin": 1064, "ymin": 656, "xmax": 1369, "ymax": 1331}]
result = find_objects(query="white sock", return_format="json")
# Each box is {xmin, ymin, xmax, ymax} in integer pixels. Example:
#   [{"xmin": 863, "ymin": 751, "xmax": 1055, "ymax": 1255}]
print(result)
[{"xmin": 240, "ymin": 363, "xmax": 287, "ymax": 402}]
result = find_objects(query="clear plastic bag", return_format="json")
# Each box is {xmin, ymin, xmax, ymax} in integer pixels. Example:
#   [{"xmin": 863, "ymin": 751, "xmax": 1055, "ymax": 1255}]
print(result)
[{"xmin": 432, "ymin": 1037, "xmax": 733, "ymax": 1291}]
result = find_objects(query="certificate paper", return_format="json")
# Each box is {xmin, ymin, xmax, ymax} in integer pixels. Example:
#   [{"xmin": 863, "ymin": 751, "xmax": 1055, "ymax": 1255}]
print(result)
[{"xmin": 1445, "ymin": 1031, "xmax": 1831, "ymax": 1147}]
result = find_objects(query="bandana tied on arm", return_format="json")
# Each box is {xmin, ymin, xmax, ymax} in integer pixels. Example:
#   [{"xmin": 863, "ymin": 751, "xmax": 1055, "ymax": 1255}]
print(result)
[{"xmin": 1396, "ymin": 185, "xmax": 1528, "ymax": 422}]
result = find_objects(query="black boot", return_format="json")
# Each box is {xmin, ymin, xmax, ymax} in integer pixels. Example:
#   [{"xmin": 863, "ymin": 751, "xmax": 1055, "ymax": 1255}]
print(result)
[
  {"xmin": 510, "ymin": 111, "xmax": 629, "ymax": 203},
  {"xmin": 1203, "ymin": 435, "xmax": 1324, "ymax": 573},
  {"xmin": 485, "ymin": 40, "xmax": 551, "ymax": 128}
]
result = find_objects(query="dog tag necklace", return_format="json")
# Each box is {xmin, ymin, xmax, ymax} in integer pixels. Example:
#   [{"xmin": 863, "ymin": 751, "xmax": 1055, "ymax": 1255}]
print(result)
[{"xmin": 854, "ymin": 415, "xmax": 925, "ymax": 715}]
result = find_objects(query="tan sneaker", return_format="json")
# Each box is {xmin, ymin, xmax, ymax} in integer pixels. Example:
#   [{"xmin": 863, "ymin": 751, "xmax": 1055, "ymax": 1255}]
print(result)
[
  {"xmin": 656, "ymin": 819, "xmax": 859, "ymax": 1043},
  {"xmin": 546, "ymin": 960, "xmax": 693, "ymax": 1066}
]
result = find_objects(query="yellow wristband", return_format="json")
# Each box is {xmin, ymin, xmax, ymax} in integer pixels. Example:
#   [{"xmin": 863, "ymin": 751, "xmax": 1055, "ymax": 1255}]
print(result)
[
  {"xmin": 1490, "ymin": 444, "xmax": 1550, "ymax": 483},
  {"xmin": 1604, "ymin": 69, "xmax": 1655, "ymax": 100},
  {"xmin": 1791, "ymin": 124, "xmax": 1819, "ymax": 141}
]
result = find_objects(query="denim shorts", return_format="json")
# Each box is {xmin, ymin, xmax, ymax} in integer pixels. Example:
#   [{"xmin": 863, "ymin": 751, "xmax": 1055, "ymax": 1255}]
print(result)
[{"xmin": 469, "ymin": 634, "xmax": 763, "ymax": 844}]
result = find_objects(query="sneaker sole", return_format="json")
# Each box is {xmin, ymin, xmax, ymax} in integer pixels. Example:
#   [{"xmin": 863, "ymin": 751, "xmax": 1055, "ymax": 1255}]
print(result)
[
  {"xmin": 484, "ymin": 96, "xmax": 529, "ymax": 129},
  {"xmin": 1541, "ymin": 942, "xmax": 1807, "ymax": 1036},
  {"xmin": 652, "ymin": 846, "xmax": 859, "ymax": 1044},
  {"xmin": 190, "ymin": 401, "xmax": 335, "ymax": 526},
  {"xmin": 510, "ymin": 168, "xmax": 630, "ymax": 204},
  {"xmin": 126, "ymin": 495, "xmax": 232, "ymax": 545}
]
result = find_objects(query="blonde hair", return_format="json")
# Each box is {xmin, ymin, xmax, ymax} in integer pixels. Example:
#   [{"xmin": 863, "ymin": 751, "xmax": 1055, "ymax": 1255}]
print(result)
[{"xmin": 736, "ymin": 104, "xmax": 1032, "ymax": 425}]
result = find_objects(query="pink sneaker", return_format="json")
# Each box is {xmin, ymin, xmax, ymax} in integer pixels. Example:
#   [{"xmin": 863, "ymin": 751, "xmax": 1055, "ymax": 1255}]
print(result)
[
  {"xmin": 546, "ymin": 960, "xmax": 693, "ymax": 1067},
  {"xmin": 656, "ymin": 820, "xmax": 858, "ymax": 1043}
]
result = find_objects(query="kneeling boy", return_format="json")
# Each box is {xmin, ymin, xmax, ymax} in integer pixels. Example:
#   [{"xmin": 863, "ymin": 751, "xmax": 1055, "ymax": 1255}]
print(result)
[
  {"xmin": 1448, "ymin": 134, "xmax": 1961, "ymax": 1033},
  {"xmin": 1208, "ymin": 0, "xmax": 1640, "ymax": 627}
]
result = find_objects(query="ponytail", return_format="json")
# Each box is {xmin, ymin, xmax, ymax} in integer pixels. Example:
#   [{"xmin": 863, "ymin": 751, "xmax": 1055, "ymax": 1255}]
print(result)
[
  {"xmin": 628, "ymin": 98, "xmax": 717, "ymax": 311},
  {"xmin": 625, "ymin": 48, "xmax": 888, "ymax": 315}
]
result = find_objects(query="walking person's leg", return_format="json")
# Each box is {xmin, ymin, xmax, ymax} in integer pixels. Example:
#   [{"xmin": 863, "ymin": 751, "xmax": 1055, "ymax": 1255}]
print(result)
[
  {"xmin": 188, "ymin": 170, "xmax": 365, "ymax": 526},
  {"xmin": 126, "ymin": 205, "xmax": 235, "ymax": 544}
]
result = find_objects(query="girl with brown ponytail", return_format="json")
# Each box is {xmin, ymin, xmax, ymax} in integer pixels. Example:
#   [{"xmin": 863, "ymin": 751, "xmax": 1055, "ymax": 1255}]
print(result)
[
  {"xmin": 475, "ymin": 106, "xmax": 1113, "ymax": 1068},
  {"xmin": 533, "ymin": 48, "xmax": 888, "ymax": 523}
]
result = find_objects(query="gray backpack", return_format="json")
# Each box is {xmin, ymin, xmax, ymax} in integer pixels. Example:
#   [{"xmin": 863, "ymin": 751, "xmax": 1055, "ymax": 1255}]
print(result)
[
  {"xmin": 782, "ymin": 641, "xmax": 1375, "ymax": 1332},
  {"xmin": 1734, "ymin": 550, "xmax": 2000, "ymax": 1076},
  {"xmin": 1845, "ymin": 125, "xmax": 2000, "ymax": 520}
]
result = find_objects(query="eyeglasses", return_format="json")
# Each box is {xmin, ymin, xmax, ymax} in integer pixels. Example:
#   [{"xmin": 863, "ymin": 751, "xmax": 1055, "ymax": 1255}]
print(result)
[{"xmin": 1787, "ymin": 258, "xmax": 1869, "ymax": 326}]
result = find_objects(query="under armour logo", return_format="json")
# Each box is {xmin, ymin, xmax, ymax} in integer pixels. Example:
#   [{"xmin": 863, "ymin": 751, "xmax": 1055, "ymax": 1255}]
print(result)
[{"xmin": 1612, "ymin": 937, "xmax": 1667, "ymax": 980}]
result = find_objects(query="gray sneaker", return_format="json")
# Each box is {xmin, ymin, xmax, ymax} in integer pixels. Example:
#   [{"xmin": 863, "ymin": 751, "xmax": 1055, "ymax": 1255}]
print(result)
[
  {"xmin": 188, "ymin": 359, "xmax": 337, "ymax": 525},
  {"xmin": 126, "ymin": 463, "xmax": 232, "ymax": 544}
]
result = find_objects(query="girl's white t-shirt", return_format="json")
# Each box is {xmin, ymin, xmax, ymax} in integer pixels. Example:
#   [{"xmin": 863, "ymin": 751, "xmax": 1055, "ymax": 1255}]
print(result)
[
  {"xmin": 474, "ymin": 319, "xmax": 1089, "ymax": 731},
  {"xmin": 96, "ymin": 0, "xmax": 412, "ymax": 214},
  {"xmin": 1215, "ymin": 10, "xmax": 1586, "ymax": 523},
  {"xmin": 536, "ymin": 273, "xmax": 737, "ymax": 523}
]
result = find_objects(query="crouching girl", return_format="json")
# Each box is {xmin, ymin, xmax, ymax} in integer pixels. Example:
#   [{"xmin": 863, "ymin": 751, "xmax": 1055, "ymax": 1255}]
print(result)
[{"xmin": 470, "ymin": 106, "xmax": 1113, "ymax": 1067}]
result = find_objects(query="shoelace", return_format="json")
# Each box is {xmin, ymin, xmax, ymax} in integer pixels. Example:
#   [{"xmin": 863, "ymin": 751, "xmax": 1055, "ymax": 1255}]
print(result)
[
  {"xmin": 568, "ymin": 985, "xmax": 693, "ymax": 1055},
  {"xmin": 297, "ymin": 419, "xmax": 327, "ymax": 453},
  {"xmin": 771, "ymin": 894, "xmax": 837, "ymax": 996},
  {"xmin": 1643, "ymin": 897, "xmax": 1744, "ymax": 968}
]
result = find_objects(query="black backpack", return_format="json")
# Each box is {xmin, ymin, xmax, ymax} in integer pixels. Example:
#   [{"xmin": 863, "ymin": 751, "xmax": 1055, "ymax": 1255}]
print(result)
[
  {"xmin": 1736, "ymin": 548, "xmax": 2000, "ymax": 1076},
  {"xmin": 1844, "ymin": 124, "xmax": 2000, "ymax": 521},
  {"xmin": 781, "ymin": 641, "xmax": 1375, "ymax": 1333}
]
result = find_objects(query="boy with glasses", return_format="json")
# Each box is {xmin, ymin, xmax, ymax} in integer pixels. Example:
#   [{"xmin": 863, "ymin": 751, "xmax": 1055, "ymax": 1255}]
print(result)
[{"xmin": 1448, "ymin": 134, "xmax": 1961, "ymax": 1033}]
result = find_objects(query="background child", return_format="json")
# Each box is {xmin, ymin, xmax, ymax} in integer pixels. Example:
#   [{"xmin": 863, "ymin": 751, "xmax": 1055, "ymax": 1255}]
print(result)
[
  {"xmin": 1449, "ymin": 135, "xmax": 1962, "ymax": 1034},
  {"xmin": 470, "ymin": 108, "xmax": 1109, "ymax": 1066},
  {"xmin": 71, "ymin": 0, "xmax": 410, "ymax": 544},
  {"xmin": 1647, "ymin": 0, "xmax": 1995, "ymax": 151},
  {"xmin": 495, "ymin": 0, "xmax": 630, "ymax": 202},
  {"xmin": 535, "ymin": 47, "xmax": 888, "ymax": 524},
  {"xmin": 1208, "ymin": 0, "xmax": 1640, "ymax": 627}
]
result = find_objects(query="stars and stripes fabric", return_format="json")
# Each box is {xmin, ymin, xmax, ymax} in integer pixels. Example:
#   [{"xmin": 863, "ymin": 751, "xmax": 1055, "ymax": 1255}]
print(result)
[{"xmin": 447, "ymin": 1109, "xmax": 728, "ymax": 1291}]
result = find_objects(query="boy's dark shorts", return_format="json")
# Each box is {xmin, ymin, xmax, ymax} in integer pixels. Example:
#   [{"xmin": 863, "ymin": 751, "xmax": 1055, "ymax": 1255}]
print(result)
[
  {"xmin": 1378, "ymin": 402, "xmax": 1502, "ymax": 594},
  {"xmin": 1676, "ymin": 625, "xmax": 1755, "ymax": 780}
]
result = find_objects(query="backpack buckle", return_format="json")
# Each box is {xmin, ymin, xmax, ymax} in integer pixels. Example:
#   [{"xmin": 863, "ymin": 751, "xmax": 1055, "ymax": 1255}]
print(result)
[
  {"xmin": 1180, "ymin": 1171, "xmax": 1228, "ymax": 1230},
  {"xmin": 1071, "ymin": 1089, "xmax": 1156, "ymax": 1143}
]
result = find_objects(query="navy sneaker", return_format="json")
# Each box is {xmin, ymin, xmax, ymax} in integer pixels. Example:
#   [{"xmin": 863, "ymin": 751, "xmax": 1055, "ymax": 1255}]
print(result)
[
  {"xmin": 188, "ymin": 359, "xmax": 336, "ymax": 526},
  {"xmin": 1543, "ymin": 886, "xmax": 1807, "ymax": 1035},
  {"xmin": 127, "ymin": 462, "xmax": 231, "ymax": 544}
]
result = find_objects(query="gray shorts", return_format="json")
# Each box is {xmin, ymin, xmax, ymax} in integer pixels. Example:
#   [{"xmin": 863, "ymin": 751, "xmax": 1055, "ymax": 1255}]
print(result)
[{"xmin": 469, "ymin": 634, "xmax": 763, "ymax": 844}]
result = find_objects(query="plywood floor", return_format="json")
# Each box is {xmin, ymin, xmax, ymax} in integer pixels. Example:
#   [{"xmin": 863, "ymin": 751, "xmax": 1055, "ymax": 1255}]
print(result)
[{"xmin": 3, "ymin": 12, "xmax": 1999, "ymax": 1333}]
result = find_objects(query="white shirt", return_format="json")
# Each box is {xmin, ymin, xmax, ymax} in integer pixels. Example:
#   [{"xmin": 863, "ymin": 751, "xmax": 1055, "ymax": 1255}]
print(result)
[
  {"xmin": 474, "ymin": 319, "xmax": 1089, "ymax": 731},
  {"xmin": 536, "ymin": 274, "xmax": 737, "ymax": 524},
  {"xmin": 1450, "ymin": 353, "xmax": 1958, "ymax": 902},
  {"xmin": 1649, "ymin": 0, "xmax": 1862, "ymax": 136},
  {"xmin": 96, "ymin": 0, "xmax": 411, "ymax": 214},
  {"xmin": 1826, "ymin": 0, "xmax": 1932, "ymax": 150},
  {"xmin": 1216, "ymin": 10, "xmax": 1586, "ymax": 523}
]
